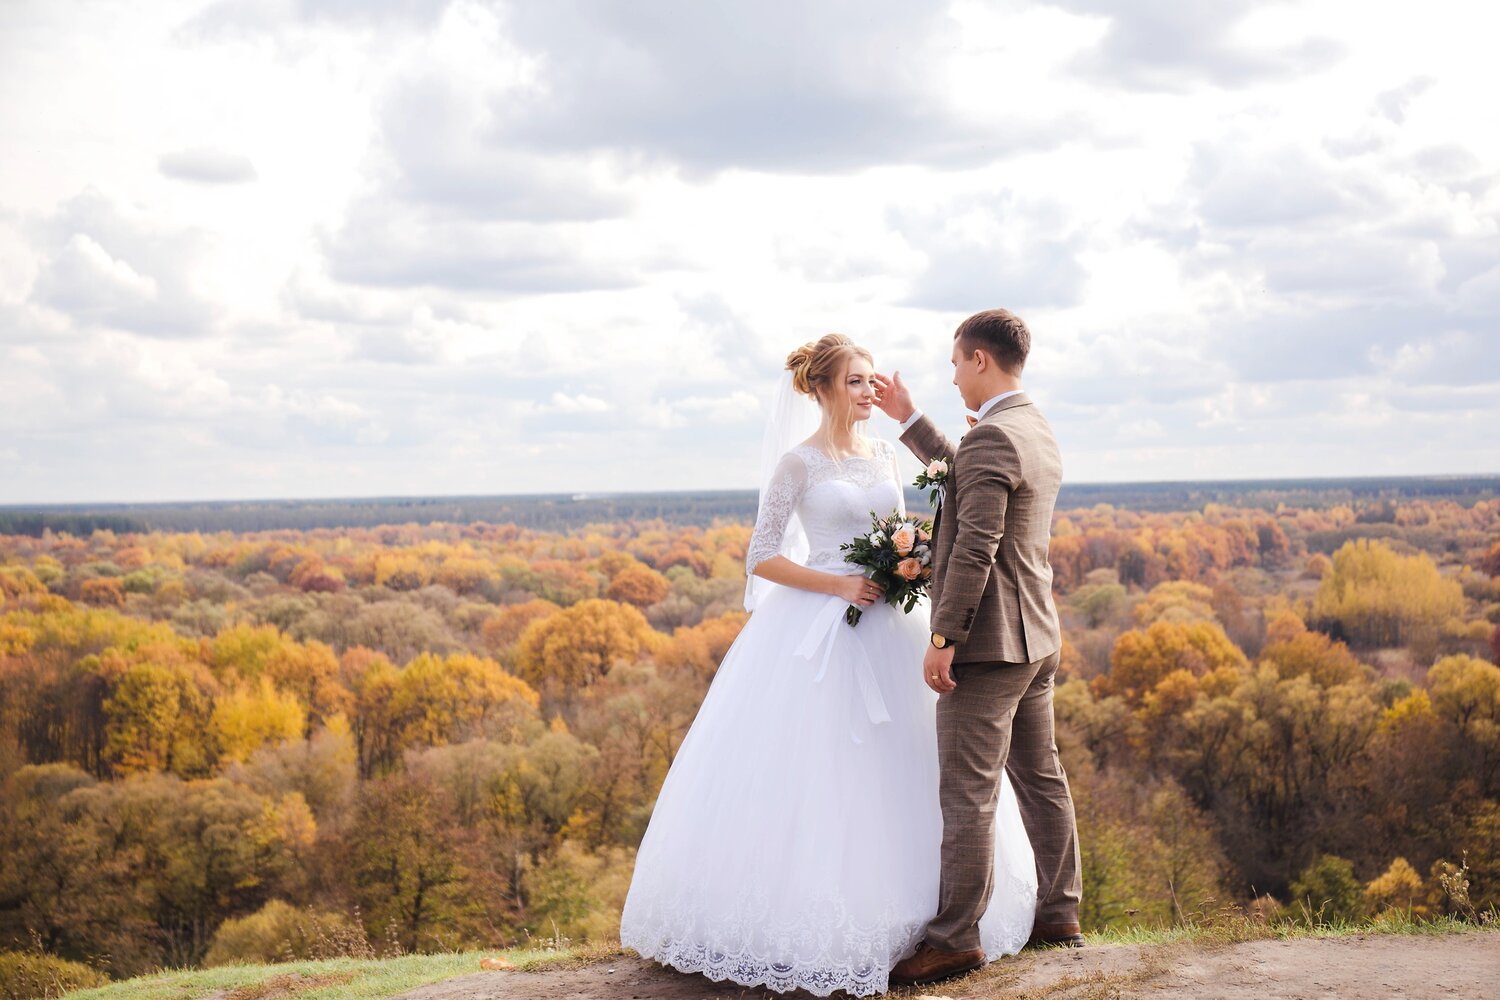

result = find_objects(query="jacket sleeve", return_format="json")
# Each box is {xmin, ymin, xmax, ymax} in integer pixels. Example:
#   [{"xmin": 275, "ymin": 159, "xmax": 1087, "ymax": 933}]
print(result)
[
  {"xmin": 898, "ymin": 413, "xmax": 957, "ymax": 467},
  {"xmin": 929, "ymin": 422, "xmax": 1020, "ymax": 643}
]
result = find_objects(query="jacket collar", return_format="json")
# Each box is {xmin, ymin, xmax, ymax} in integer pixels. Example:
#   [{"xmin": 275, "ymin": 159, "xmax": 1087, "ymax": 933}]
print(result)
[{"xmin": 978, "ymin": 391, "xmax": 1031, "ymax": 422}]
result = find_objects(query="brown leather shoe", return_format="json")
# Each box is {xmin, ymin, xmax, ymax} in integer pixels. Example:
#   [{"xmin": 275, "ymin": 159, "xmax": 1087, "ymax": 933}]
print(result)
[
  {"xmin": 1027, "ymin": 920, "xmax": 1085, "ymax": 948},
  {"xmin": 889, "ymin": 940, "xmax": 985, "ymax": 986}
]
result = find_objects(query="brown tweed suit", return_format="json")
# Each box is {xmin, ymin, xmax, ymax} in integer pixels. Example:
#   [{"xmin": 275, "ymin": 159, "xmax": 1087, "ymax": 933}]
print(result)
[{"xmin": 900, "ymin": 393, "xmax": 1082, "ymax": 950}]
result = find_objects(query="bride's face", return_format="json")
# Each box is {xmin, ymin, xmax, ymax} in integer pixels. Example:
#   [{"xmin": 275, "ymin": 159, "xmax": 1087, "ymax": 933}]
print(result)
[{"xmin": 830, "ymin": 355, "xmax": 877, "ymax": 424}]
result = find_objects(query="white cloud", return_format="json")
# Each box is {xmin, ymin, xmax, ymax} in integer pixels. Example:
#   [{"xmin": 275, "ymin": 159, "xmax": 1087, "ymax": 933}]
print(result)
[
  {"xmin": 27, "ymin": 190, "xmax": 220, "ymax": 337},
  {"xmin": 1, "ymin": 0, "xmax": 1497, "ymax": 502},
  {"xmin": 547, "ymin": 392, "xmax": 609, "ymax": 415},
  {"xmin": 42, "ymin": 233, "xmax": 160, "ymax": 307},
  {"xmin": 158, "ymin": 147, "xmax": 258, "ymax": 184}
]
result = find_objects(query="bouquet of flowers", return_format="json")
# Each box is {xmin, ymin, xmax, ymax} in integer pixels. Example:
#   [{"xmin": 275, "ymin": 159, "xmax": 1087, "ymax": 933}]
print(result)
[{"xmin": 838, "ymin": 511, "xmax": 936, "ymax": 625}]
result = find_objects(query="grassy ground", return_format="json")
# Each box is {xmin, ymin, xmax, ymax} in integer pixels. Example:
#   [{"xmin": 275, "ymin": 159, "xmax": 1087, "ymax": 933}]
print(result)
[
  {"xmin": 60, "ymin": 916, "xmax": 1492, "ymax": 1000},
  {"xmin": 1081, "ymin": 910, "xmax": 1487, "ymax": 947},
  {"xmin": 59, "ymin": 947, "xmax": 590, "ymax": 1000}
]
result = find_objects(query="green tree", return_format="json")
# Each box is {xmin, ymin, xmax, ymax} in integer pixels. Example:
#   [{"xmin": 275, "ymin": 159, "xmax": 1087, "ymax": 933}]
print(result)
[
  {"xmin": 1427, "ymin": 654, "xmax": 1500, "ymax": 795},
  {"xmin": 346, "ymin": 773, "xmax": 467, "ymax": 952},
  {"xmin": 1289, "ymin": 854, "xmax": 1364, "ymax": 924},
  {"xmin": 521, "ymin": 841, "xmax": 634, "ymax": 942},
  {"xmin": 0, "ymin": 764, "xmax": 146, "ymax": 965},
  {"xmin": 204, "ymin": 900, "xmax": 370, "ymax": 965}
]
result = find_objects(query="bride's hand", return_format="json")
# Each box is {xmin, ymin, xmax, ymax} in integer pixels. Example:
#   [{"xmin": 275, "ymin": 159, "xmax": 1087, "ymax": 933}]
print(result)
[
  {"xmin": 871, "ymin": 371, "xmax": 915, "ymax": 423},
  {"xmin": 831, "ymin": 575, "xmax": 885, "ymax": 607}
]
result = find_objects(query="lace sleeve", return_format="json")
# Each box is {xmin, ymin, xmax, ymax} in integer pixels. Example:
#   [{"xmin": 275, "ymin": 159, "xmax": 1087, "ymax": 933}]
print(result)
[{"xmin": 745, "ymin": 451, "xmax": 808, "ymax": 576}]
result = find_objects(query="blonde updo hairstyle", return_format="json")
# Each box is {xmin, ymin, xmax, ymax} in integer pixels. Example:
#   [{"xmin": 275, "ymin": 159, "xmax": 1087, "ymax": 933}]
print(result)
[{"xmin": 785, "ymin": 333, "xmax": 874, "ymax": 433}]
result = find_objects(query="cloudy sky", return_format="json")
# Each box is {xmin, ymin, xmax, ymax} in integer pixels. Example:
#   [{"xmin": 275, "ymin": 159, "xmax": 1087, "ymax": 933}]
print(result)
[{"xmin": 2, "ymin": 0, "xmax": 1497, "ymax": 504}]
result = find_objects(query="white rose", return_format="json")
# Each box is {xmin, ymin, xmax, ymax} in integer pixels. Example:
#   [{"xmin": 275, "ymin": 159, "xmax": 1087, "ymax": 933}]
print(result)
[
  {"xmin": 927, "ymin": 459, "xmax": 948, "ymax": 477},
  {"xmin": 868, "ymin": 531, "xmax": 884, "ymax": 546}
]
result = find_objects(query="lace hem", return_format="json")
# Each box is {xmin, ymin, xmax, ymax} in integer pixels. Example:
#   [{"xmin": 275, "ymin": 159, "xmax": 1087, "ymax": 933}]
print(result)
[
  {"xmin": 622, "ymin": 883, "xmax": 921, "ymax": 997},
  {"xmin": 621, "ymin": 866, "xmax": 1036, "ymax": 997},
  {"xmin": 624, "ymin": 929, "xmax": 914, "ymax": 998}
]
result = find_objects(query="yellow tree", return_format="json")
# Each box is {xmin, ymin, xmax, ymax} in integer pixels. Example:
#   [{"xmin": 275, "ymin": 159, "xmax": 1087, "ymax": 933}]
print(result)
[
  {"xmin": 80, "ymin": 578, "xmax": 125, "ymax": 607},
  {"xmin": 0, "ymin": 566, "xmax": 48, "ymax": 600},
  {"xmin": 210, "ymin": 677, "xmax": 306, "ymax": 763},
  {"xmin": 1101, "ymin": 620, "xmax": 1249, "ymax": 706},
  {"xmin": 1132, "ymin": 580, "xmax": 1216, "ymax": 626},
  {"xmin": 481, "ymin": 599, "xmax": 561, "ymax": 659},
  {"xmin": 1311, "ymin": 539, "xmax": 1464, "ymax": 647},
  {"xmin": 209, "ymin": 623, "xmax": 283, "ymax": 682},
  {"xmin": 605, "ymin": 564, "xmax": 671, "ymax": 608},
  {"xmin": 373, "ymin": 552, "xmax": 430, "ymax": 591},
  {"xmin": 512, "ymin": 599, "xmax": 661, "ymax": 705},
  {"xmin": 1258, "ymin": 613, "xmax": 1364, "ymax": 687},
  {"xmin": 593, "ymin": 551, "xmax": 640, "ymax": 580},
  {"xmin": 264, "ymin": 639, "xmax": 348, "ymax": 737},
  {"xmin": 102, "ymin": 661, "xmax": 214, "ymax": 776},
  {"xmin": 657, "ymin": 611, "xmax": 748, "ymax": 677},
  {"xmin": 435, "ymin": 555, "xmax": 494, "ymax": 595},
  {"xmin": 1364, "ymin": 857, "xmax": 1425, "ymax": 916},
  {"xmin": 391, "ymin": 652, "xmax": 540, "ymax": 749},
  {"xmin": 341, "ymin": 647, "xmax": 403, "ymax": 779}
]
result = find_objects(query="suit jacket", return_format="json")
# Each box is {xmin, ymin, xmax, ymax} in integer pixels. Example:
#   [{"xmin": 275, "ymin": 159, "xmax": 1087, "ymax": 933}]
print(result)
[{"xmin": 901, "ymin": 393, "xmax": 1063, "ymax": 665}]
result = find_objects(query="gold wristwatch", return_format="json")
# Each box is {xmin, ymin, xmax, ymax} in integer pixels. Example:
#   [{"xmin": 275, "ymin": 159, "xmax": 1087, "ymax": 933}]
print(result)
[{"xmin": 930, "ymin": 633, "xmax": 949, "ymax": 649}]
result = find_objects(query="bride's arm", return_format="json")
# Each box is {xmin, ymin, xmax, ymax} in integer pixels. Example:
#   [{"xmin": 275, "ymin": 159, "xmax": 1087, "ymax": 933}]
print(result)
[{"xmin": 751, "ymin": 556, "xmax": 877, "ymax": 605}]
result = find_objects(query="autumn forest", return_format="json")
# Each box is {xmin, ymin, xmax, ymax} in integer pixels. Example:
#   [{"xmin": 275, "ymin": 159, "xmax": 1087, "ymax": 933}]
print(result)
[{"xmin": 1, "ymin": 486, "xmax": 1498, "ymax": 986}]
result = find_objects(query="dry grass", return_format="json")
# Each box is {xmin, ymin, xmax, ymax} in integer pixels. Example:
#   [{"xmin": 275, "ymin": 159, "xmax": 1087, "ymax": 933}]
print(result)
[{"xmin": 222, "ymin": 971, "xmax": 357, "ymax": 1000}]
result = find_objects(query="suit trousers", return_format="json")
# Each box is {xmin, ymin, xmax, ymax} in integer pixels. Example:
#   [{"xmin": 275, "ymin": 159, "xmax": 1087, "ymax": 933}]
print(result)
[{"xmin": 926, "ymin": 650, "xmax": 1082, "ymax": 951}]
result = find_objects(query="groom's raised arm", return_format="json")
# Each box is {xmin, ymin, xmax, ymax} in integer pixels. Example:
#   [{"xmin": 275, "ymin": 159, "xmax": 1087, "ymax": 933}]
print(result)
[
  {"xmin": 898, "ymin": 413, "xmax": 956, "ymax": 467},
  {"xmin": 873, "ymin": 371, "xmax": 956, "ymax": 465},
  {"xmin": 929, "ymin": 423, "xmax": 1018, "ymax": 644}
]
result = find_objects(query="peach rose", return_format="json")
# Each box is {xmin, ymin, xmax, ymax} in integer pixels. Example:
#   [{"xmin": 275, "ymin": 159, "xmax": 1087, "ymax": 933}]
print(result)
[
  {"xmin": 892, "ymin": 526, "xmax": 916, "ymax": 555},
  {"xmin": 926, "ymin": 458, "xmax": 948, "ymax": 478},
  {"xmin": 897, "ymin": 557, "xmax": 923, "ymax": 581}
]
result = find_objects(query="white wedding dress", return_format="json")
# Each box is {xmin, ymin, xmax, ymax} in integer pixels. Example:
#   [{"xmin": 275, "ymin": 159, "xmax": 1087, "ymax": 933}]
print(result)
[{"xmin": 620, "ymin": 438, "xmax": 1037, "ymax": 997}]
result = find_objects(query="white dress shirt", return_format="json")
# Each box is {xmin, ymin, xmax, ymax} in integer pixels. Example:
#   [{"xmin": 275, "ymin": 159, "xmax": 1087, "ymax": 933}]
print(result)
[{"xmin": 898, "ymin": 389, "xmax": 1024, "ymax": 434}]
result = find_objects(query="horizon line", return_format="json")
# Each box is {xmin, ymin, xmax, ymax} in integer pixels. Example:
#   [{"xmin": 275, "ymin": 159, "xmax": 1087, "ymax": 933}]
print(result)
[{"xmin": 4, "ymin": 471, "xmax": 1499, "ymax": 510}]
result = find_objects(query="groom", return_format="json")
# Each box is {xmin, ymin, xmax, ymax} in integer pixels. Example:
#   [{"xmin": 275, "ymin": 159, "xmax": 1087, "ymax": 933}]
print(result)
[{"xmin": 875, "ymin": 308, "xmax": 1083, "ymax": 986}]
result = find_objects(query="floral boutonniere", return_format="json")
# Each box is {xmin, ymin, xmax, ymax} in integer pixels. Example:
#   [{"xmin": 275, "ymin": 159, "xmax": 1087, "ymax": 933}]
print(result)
[{"xmin": 913, "ymin": 458, "xmax": 950, "ymax": 508}]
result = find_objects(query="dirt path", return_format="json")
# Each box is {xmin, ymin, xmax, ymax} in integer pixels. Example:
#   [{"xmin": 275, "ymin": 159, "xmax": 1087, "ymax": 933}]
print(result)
[{"xmin": 394, "ymin": 932, "xmax": 1499, "ymax": 999}]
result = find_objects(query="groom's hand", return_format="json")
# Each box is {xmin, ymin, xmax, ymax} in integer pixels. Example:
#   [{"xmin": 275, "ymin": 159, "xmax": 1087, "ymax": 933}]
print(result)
[
  {"xmin": 872, "ymin": 371, "xmax": 915, "ymax": 423},
  {"xmin": 923, "ymin": 643, "xmax": 957, "ymax": 694}
]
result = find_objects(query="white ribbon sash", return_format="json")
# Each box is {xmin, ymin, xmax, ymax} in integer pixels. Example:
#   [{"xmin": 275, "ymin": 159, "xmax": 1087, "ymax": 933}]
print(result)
[{"xmin": 793, "ymin": 595, "xmax": 892, "ymax": 743}]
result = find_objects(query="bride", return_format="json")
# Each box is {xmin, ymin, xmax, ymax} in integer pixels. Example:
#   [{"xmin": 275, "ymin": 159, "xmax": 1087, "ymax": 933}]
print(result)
[{"xmin": 620, "ymin": 334, "xmax": 1037, "ymax": 996}]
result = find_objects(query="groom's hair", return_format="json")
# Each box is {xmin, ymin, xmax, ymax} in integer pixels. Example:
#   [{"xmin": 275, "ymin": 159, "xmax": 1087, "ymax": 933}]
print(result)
[{"xmin": 955, "ymin": 309, "xmax": 1030, "ymax": 375}]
